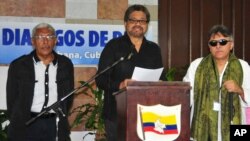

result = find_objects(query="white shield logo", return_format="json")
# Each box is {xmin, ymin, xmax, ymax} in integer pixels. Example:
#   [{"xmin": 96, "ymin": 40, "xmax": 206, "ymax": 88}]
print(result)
[{"xmin": 137, "ymin": 104, "xmax": 181, "ymax": 141}]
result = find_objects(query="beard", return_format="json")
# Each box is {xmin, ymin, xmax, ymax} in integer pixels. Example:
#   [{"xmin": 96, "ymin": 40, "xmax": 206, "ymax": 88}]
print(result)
[{"xmin": 127, "ymin": 26, "xmax": 145, "ymax": 38}]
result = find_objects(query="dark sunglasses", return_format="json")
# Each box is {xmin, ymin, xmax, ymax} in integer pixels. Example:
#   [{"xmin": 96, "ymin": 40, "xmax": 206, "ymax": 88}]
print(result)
[{"xmin": 208, "ymin": 39, "xmax": 231, "ymax": 47}]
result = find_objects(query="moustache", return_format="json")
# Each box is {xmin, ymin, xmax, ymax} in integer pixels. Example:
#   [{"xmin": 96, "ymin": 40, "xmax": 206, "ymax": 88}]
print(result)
[{"xmin": 132, "ymin": 26, "xmax": 143, "ymax": 30}]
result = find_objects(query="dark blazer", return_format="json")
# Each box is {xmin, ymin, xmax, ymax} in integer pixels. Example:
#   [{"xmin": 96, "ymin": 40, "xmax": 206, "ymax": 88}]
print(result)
[{"xmin": 6, "ymin": 50, "xmax": 74, "ymax": 141}]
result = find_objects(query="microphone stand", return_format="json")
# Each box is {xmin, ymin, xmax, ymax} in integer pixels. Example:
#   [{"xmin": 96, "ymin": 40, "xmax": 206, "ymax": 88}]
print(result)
[{"xmin": 26, "ymin": 52, "xmax": 133, "ymax": 126}]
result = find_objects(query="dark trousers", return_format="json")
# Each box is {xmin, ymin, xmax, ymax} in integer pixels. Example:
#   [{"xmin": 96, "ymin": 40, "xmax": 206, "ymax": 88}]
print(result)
[
  {"xmin": 25, "ymin": 116, "xmax": 57, "ymax": 141},
  {"xmin": 104, "ymin": 118, "xmax": 117, "ymax": 141}
]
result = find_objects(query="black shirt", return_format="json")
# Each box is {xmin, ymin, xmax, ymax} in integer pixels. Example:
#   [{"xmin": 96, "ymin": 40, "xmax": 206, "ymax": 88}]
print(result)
[{"xmin": 95, "ymin": 33, "xmax": 165, "ymax": 120}]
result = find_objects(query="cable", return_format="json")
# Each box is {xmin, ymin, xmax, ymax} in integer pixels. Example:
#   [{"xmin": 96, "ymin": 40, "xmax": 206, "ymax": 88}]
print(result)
[{"xmin": 82, "ymin": 132, "xmax": 95, "ymax": 140}]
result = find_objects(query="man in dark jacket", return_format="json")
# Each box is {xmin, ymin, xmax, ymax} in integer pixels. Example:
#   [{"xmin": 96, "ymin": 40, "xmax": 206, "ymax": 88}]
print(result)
[
  {"xmin": 95, "ymin": 4, "xmax": 165, "ymax": 141},
  {"xmin": 6, "ymin": 23, "xmax": 74, "ymax": 141}
]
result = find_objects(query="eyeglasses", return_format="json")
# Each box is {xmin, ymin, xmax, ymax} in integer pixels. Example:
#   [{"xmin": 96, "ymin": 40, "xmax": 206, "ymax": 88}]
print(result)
[
  {"xmin": 33, "ymin": 35, "xmax": 56, "ymax": 41},
  {"xmin": 208, "ymin": 39, "xmax": 231, "ymax": 47},
  {"xmin": 128, "ymin": 19, "xmax": 148, "ymax": 25}
]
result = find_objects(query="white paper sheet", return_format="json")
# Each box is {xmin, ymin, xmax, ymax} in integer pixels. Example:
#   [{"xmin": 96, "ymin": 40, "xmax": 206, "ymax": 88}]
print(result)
[{"xmin": 132, "ymin": 67, "xmax": 163, "ymax": 81}]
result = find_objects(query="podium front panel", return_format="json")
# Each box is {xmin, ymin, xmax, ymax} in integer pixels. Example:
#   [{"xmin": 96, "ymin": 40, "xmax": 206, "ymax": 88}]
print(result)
[{"xmin": 116, "ymin": 81, "xmax": 191, "ymax": 141}]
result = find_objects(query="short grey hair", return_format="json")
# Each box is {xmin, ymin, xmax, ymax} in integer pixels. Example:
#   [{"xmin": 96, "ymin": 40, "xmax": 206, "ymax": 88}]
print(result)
[{"xmin": 32, "ymin": 23, "xmax": 56, "ymax": 37}]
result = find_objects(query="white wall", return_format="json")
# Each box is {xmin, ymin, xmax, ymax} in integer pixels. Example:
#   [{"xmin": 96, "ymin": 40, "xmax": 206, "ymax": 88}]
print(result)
[
  {"xmin": 0, "ymin": 66, "xmax": 8, "ymax": 110},
  {"xmin": 70, "ymin": 131, "xmax": 95, "ymax": 141}
]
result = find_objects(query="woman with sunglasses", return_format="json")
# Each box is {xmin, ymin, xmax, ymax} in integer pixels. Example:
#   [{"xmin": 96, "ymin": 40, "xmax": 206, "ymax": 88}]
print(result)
[{"xmin": 183, "ymin": 24, "xmax": 250, "ymax": 141}]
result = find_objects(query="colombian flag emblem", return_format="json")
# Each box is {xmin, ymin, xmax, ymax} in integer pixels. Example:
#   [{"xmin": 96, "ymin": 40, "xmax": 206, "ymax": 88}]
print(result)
[{"xmin": 137, "ymin": 104, "xmax": 181, "ymax": 141}]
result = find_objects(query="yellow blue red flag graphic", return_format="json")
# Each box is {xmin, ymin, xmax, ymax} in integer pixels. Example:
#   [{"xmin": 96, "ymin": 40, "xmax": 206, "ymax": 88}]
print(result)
[{"xmin": 137, "ymin": 104, "xmax": 181, "ymax": 141}]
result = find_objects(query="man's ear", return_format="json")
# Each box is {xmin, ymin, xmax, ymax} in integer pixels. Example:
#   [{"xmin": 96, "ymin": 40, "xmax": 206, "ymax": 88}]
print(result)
[
  {"xmin": 230, "ymin": 42, "xmax": 234, "ymax": 50},
  {"xmin": 54, "ymin": 38, "xmax": 57, "ymax": 45},
  {"xmin": 31, "ymin": 38, "xmax": 36, "ymax": 49}
]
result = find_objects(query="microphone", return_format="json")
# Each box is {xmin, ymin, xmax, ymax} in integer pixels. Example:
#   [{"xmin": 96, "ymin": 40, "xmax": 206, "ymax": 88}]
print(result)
[
  {"xmin": 119, "ymin": 52, "xmax": 133, "ymax": 61},
  {"xmin": 125, "ymin": 52, "xmax": 134, "ymax": 60},
  {"xmin": 128, "ymin": 44, "xmax": 135, "ymax": 60}
]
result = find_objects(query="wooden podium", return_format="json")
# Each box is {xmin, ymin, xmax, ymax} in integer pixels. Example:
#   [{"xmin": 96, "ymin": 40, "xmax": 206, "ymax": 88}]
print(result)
[{"xmin": 115, "ymin": 81, "xmax": 191, "ymax": 141}]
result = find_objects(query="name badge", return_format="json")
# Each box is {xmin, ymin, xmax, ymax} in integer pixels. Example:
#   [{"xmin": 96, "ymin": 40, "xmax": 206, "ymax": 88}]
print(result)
[{"xmin": 213, "ymin": 101, "xmax": 221, "ymax": 111}]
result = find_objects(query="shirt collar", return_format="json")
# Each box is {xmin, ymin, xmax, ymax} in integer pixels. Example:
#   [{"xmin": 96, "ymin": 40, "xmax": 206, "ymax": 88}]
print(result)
[
  {"xmin": 124, "ymin": 32, "xmax": 147, "ymax": 46},
  {"xmin": 33, "ymin": 50, "xmax": 58, "ymax": 65}
]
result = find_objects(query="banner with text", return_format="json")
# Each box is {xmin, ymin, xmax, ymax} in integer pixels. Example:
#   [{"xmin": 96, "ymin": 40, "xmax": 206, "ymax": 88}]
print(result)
[{"xmin": 0, "ymin": 22, "xmax": 153, "ymax": 65}]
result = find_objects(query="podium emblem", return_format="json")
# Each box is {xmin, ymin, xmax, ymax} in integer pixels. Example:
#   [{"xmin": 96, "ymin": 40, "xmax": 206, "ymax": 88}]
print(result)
[{"xmin": 137, "ymin": 104, "xmax": 181, "ymax": 141}]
